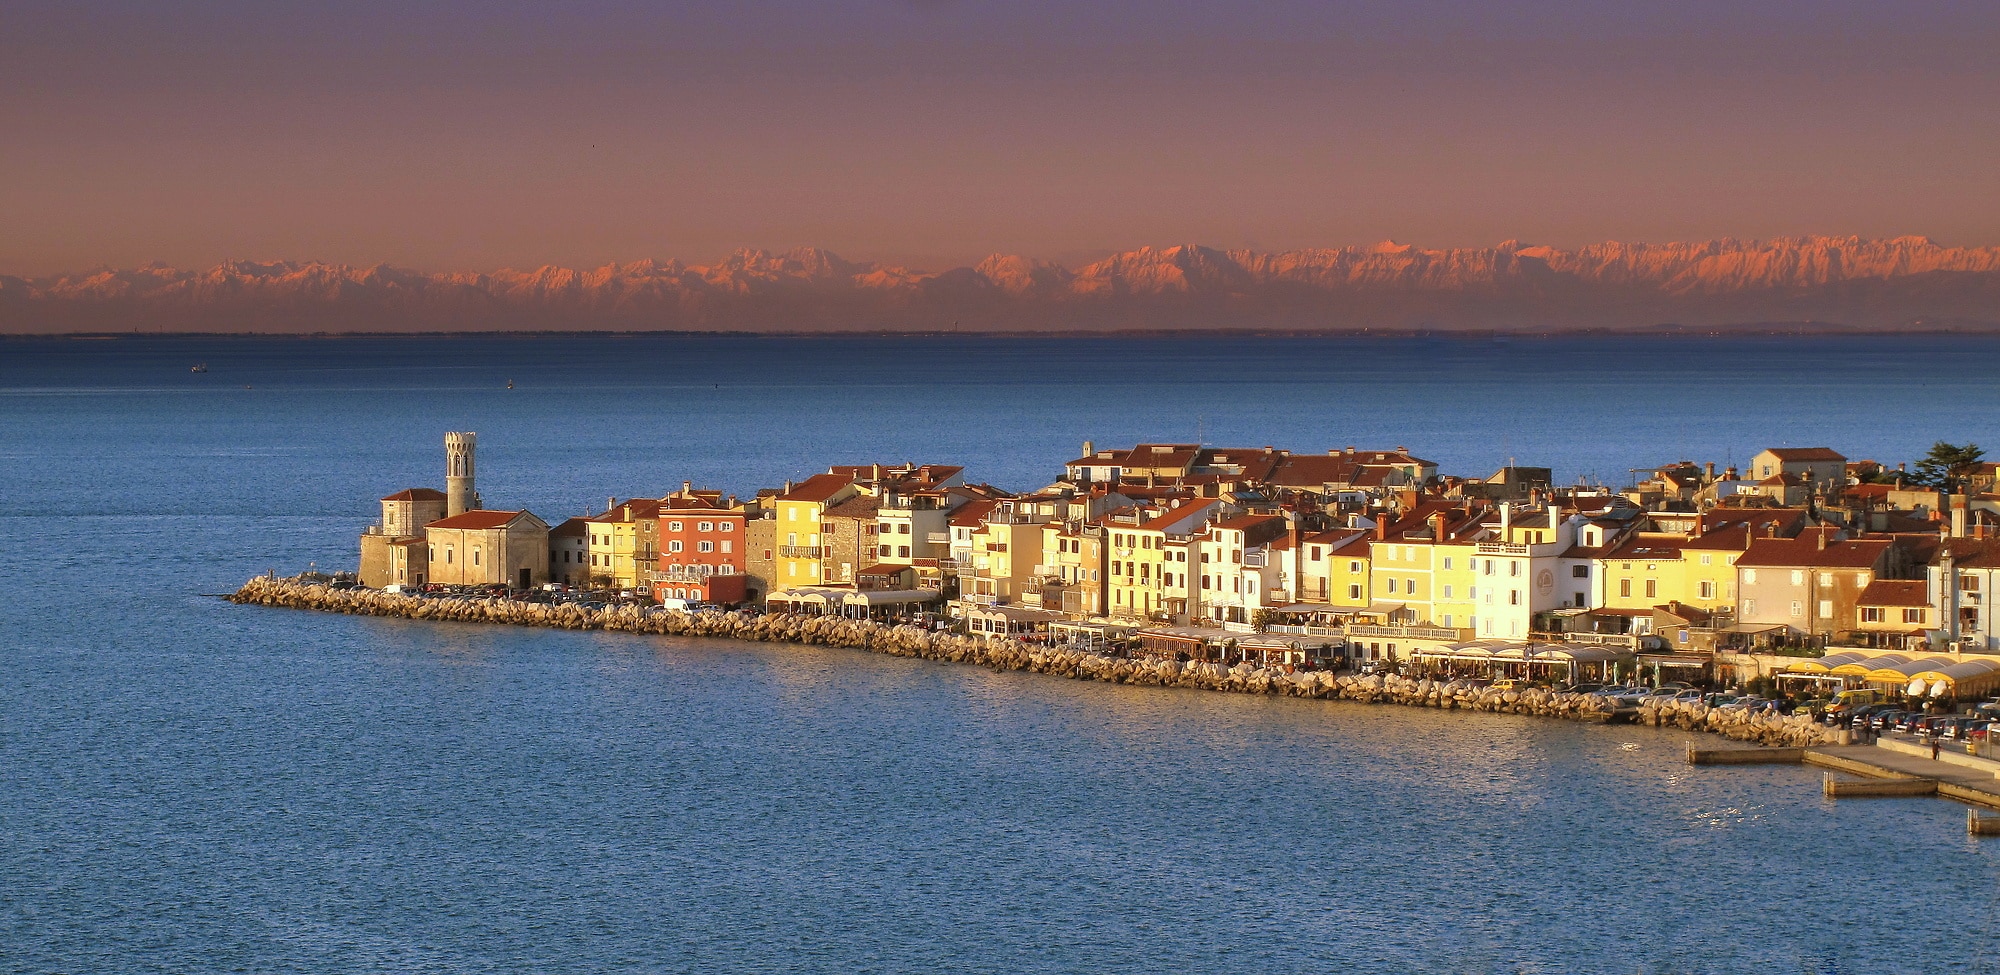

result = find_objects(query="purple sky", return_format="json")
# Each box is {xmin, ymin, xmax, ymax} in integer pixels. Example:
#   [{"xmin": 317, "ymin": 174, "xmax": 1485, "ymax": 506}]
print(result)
[{"xmin": 6, "ymin": 1, "xmax": 1999, "ymax": 275}]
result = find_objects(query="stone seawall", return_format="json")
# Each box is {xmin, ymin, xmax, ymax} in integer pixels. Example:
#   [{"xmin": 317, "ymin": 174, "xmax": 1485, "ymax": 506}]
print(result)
[{"xmin": 231, "ymin": 577, "xmax": 1840, "ymax": 748}]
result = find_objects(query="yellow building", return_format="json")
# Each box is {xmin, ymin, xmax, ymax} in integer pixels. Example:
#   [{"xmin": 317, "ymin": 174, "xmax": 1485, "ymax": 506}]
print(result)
[
  {"xmin": 772, "ymin": 472, "xmax": 860, "ymax": 589},
  {"xmin": 1106, "ymin": 499, "xmax": 1221, "ymax": 621},
  {"xmin": 584, "ymin": 498, "xmax": 662, "ymax": 591},
  {"xmin": 1598, "ymin": 527, "xmax": 1745, "ymax": 616}
]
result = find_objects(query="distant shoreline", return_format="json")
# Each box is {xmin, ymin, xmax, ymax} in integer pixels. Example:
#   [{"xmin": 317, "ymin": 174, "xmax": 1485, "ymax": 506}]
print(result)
[{"xmin": 9, "ymin": 324, "xmax": 2000, "ymax": 341}]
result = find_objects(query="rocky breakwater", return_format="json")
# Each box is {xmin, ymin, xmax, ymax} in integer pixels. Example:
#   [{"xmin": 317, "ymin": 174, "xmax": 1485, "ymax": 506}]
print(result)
[
  {"xmin": 231, "ymin": 577, "xmax": 1840, "ymax": 747},
  {"xmin": 1632, "ymin": 696, "xmax": 1838, "ymax": 748}
]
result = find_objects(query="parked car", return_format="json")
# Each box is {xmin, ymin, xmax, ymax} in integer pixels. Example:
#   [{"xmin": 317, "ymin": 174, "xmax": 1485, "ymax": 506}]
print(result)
[{"xmin": 1563, "ymin": 683, "xmax": 1605, "ymax": 696}]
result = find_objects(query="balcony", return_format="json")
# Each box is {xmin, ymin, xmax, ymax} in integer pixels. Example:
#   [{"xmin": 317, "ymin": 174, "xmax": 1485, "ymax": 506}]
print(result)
[
  {"xmin": 1476, "ymin": 542, "xmax": 1530, "ymax": 555},
  {"xmin": 927, "ymin": 532, "xmax": 950, "ymax": 545},
  {"xmin": 778, "ymin": 546, "xmax": 822, "ymax": 558},
  {"xmin": 1346, "ymin": 623, "xmax": 1469, "ymax": 641}
]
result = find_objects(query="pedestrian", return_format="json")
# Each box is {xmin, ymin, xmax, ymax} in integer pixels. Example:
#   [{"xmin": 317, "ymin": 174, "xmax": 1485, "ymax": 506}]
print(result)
[{"xmin": 1931, "ymin": 737, "xmax": 1942, "ymax": 761}]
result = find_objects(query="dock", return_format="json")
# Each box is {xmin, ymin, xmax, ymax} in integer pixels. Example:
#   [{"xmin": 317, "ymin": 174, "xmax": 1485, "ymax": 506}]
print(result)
[{"xmin": 1688, "ymin": 738, "xmax": 2000, "ymax": 817}]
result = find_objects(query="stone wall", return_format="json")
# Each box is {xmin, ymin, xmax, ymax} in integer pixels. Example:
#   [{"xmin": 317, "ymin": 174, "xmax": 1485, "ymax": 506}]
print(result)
[{"xmin": 230, "ymin": 576, "xmax": 1839, "ymax": 748}]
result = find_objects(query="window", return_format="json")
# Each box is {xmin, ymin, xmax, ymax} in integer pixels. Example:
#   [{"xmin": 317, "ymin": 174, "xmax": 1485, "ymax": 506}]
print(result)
[
  {"xmin": 1817, "ymin": 600, "xmax": 1832, "ymax": 619},
  {"xmin": 879, "ymin": 523, "xmax": 893, "ymax": 536},
  {"xmin": 472, "ymin": 548, "xmax": 481, "ymax": 566},
  {"xmin": 1509, "ymin": 562, "xmax": 1520, "ymax": 577},
  {"xmin": 445, "ymin": 547, "xmax": 454, "ymax": 564},
  {"xmin": 669, "ymin": 522, "xmax": 683, "ymax": 533},
  {"xmin": 1202, "ymin": 575, "xmax": 1211, "ymax": 590},
  {"xmin": 1699, "ymin": 554, "xmax": 1712, "ymax": 566},
  {"xmin": 669, "ymin": 540, "xmax": 684, "ymax": 553},
  {"xmin": 1406, "ymin": 578, "xmax": 1417, "ymax": 593},
  {"xmin": 720, "ymin": 540, "xmax": 731, "ymax": 553},
  {"xmin": 1904, "ymin": 608, "xmax": 1925, "ymax": 624},
  {"xmin": 1348, "ymin": 584, "xmax": 1362, "ymax": 599},
  {"xmin": 695, "ymin": 521, "xmax": 710, "ymax": 532},
  {"xmin": 1509, "ymin": 590, "xmax": 1520, "ymax": 606},
  {"xmin": 1443, "ymin": 585, "xmax": 1454, "ymax": 598},
  {"xmin": 1818, "ymin": 572, "xmax": 1832, "ymax": 587},
  {"xmin": 1861, "ymin": 607, "xmax": 1885, "ymax": 623},
  {"xmin": 1644, "ymin": 580, "xmax": 1657, "ymax": 598},
  {"xmin": 1310, "ymin": 547, "xmax": 1322, "ymax": 561},
  {"xmin": 1619, "ymin": 579, "xmax": 1632, "ymax": 598},
  {"xmin": 1790, "ymin": 600, "xmax": 1803, "ymax": 618},
  {"xmin": 1442, "ymin": 557, "xmax": 1453, "ymax": 570},
  {"xmin": 1699, "ymin": 581, "xmax": 1714, "ymax": 600},
  {"xmin": 1350, "ymin": 560, "xmax": 1362, "ymax": 573},
  {"xmin": 1963, "ymin": 576, "xmax": 1981, "ymax": 592},
  {"xmin": 1386, "ymin": 579, "xmax": 1398, "ymax": 594},
  {"xmin": 1790, "ymin": 570, "xmax": 1805, "ymax": 586},
  {"xmin": 1743, "ymin": 598, "xmax": 1757, "ymax": 615},
  {"xmin": 1572, "ymin": 565, "xmax": 1587, "ymax": 578},
  {"xmin": 698, "ymin": 540, "xmax": 714, "ymax": 553},
  {"xmin": 1442, "ymin": 615, "xmax": 1453, "ymax": 627},
  {"xmin": 719, "ymin": 522, "xmax": 734, "ymax": 532},
  {"xmin": 898, "ymin": 545, "xmax": 909, "ymax": 558},
  {"xmin": 1744, "ymin": 569, "xmax": 1758, "ymax": 585}
]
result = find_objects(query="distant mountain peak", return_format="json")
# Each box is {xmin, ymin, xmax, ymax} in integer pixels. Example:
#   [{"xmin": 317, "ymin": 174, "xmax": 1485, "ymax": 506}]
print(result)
[{"xmin": 8, "ymin": 235, "xmax": 2000, "ymax": 333}]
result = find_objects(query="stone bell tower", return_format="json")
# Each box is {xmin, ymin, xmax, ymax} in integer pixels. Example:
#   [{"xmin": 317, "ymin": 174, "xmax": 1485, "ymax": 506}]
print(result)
[{"xmin": 445, "ymin": 431, "xmax": 479, "ymax": 517}]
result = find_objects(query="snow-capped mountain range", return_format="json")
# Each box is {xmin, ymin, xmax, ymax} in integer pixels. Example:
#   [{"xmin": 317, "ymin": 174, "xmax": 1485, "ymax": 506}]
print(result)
[{"xmin": 6, "ymin": 236, "xmax": 1999, "ymax": 332}]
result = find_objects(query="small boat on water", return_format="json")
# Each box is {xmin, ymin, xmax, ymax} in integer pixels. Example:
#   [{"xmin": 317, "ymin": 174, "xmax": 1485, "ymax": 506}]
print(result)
[{"xmin": 190, "ymin": 363, "xmax": 208, "ymax": 373}]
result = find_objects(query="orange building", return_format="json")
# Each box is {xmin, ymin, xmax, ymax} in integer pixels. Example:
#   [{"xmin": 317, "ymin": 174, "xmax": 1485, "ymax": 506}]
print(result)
[{"xmin": 655, "ymin": 484, "xmax": 751, "ymax": 605}]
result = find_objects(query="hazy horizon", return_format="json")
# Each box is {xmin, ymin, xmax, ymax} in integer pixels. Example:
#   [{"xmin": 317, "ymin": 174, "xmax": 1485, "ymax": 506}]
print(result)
[{"xmin": 8, "ymin": 1, "xmax": 2000, "ymax": 276}]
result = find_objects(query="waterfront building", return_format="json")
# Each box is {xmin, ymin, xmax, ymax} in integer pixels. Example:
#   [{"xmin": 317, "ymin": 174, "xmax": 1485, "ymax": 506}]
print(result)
[
  {"xmin": 548, "ymin": 517, "xmax": 589, "ymax": 587},
  {"xmin": 819, "ymin": 493, "xmax": 883, "ymax": 587},
  {"xmin": 1735, "ymin": 528, "xmax": 1902, "ymax": 642},
  {"xmin": 655, "ymin": 483, "xmax": 751, "ymax": 605},
  {"xmin": 1106, "ymin": 498, "xmax": 1226, "ymax": 622},
  {"xmin": 772, "ymin": 472, "xmax": 860, "ymax": 588},
  {"xmin": 359, "ymin": 487, "xmax": 447, "ymax": 588},
  {"xmin": 1928, "ymin": 536, "xmax": 2000, "ymax": 652},
  {"xmin": 584, "ymin": 497, "xmax": 662, "ymax": 590},
  {"xmin": 1852, "ymin": 579, "xmax": 1934, "ymax": 650},
  {"xmin": 1195, "ymin": 513, "xmax": 1289, "ymax": 630},
  {"xmin": 959, "ymin": 497, "xmax": 1051, "ymax": 608},
  {"xmin": 423, "ymin": 509, "xmax": 550, "ymax": 588}
]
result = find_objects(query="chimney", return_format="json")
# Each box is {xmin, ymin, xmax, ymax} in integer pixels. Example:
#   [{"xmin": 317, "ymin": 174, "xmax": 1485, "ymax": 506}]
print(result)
[
  {"xmin": 1952, "ymin": 492, "xmax": 1968, "ymax": 538},
  {"xmin": 1815, "ymin": 529, "xmax": 1827, "ymax": 551},
  {"xmin": 1430, "ymin": 511, "xmax": 1446, "ymax": 540},
  {"xmin": 1376, "ymin": 516, "xmax": 1390, "ymax": 541},
  {"xmin": 872, "ymin": 463, "xmax": 883, "ymax": 481},
  {"xmin": 1704, "ymin": 461, "xmax": 1716, "ymax": 482},
  {"xmin": 1346, "ymin": 446, "xmax": 1356, "ymax": 456},
  {"xmin": 683, "ymin": 480, "xmax": 693, "ymax": 495},
  {"xmin": 783, "ymin": 480, "xmax": 794, "ymax": 495},
  {"xmin": 608, "ymin": 496, "xmax": 617, "ymax": 513},
  {"xmin": 1499, "ymin": 503, "xmax": 1512, "ymax": 535},
  {"xmin": 1082, "ymin": 440, "xmax": 1094, "ymax": 458}
]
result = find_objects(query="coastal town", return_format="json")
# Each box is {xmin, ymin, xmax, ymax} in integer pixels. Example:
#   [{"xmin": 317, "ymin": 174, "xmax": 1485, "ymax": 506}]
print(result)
[{"xmin": 346, "ymin": 432, "xmax": 2000, "ymax": 713}]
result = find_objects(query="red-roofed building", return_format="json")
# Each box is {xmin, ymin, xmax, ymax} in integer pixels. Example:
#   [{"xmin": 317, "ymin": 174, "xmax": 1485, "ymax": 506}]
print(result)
[
  {"xmin": 655, "ymin": 484, "xmax": 753, "ymax": 605},
  {"xmin": 1735, "ymin": 528, "xmax": 1905, "ymax": 640},
  {"xmin": 423, "ymin": 510, "xmax": 550, "ymax": 588}
]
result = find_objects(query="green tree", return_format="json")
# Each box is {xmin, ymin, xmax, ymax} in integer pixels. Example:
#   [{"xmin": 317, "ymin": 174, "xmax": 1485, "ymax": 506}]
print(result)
[{"xmin": 1912, "ymin": 441, "xmax": 1986, "ymax": 490}]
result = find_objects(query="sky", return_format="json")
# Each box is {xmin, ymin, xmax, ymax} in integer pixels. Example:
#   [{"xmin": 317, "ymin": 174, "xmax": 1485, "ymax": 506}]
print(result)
[{"xmin": 6, "ymin": 0, "xmax": 2000, "ymax": 276}]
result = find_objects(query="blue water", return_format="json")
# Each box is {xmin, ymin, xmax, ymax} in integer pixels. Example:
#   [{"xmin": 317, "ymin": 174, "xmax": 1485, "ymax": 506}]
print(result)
[{"xmin": 4, "ymin": 334, "xmax": 2000, "ymax": 973}]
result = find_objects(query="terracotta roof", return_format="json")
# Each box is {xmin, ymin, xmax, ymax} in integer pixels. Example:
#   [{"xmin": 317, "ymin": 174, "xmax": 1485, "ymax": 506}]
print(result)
[
  {"xmin": 381, "ymin": 488, "xmax": 446, "ymax": 502},
  {"xmin": 586, "ymin": 498, "xmax": 662, "ymax": 523},
  {"xmin": 822, "ymin": 495, "xmax": 883, "ymax": 520},
  {"xmin": 948, "ymin": 499, "xmax": 1001, "ymax": 528},
  {"xmin": 1737, "ymin": 529, "xmax": 1891, "ymax": 569},
  {"xmin": 1938, "ymin": 537, "xmax": 2000, "ymax": 569},
  {"xmin": 778, "ymin": 472, "xmax": 856, "ymax": 504},
  {"xmin": 1763, "ymin": 447, "xmax": 1846, "ymax": 462},
  {"xmin": 1758, "ymin": 472, "xmax": 1801, "ymax": 487},
  {"xmin": 427, "ymin": 509, "xmax": 534, "ymax": 531},
  {"xmin": 1603, "ymin": 533, "xmax": 1687, "ymax": 561},
  {"xmin": 1140, "ymin": 498, "xmax": 1221, "ymax": 530},
  {"xmin": 1856, "ymin": 580, "xmax": 1929, "ymax": 607},
  {"xmin": 549, "ymin": 517, "xmax": 590, "ymax": 538}
]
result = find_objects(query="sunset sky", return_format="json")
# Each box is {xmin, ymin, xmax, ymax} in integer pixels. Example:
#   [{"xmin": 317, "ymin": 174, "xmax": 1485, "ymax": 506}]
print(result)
[{"xmin": 7, "ymin": 0, "xmax": 1999, "ymax": 275}]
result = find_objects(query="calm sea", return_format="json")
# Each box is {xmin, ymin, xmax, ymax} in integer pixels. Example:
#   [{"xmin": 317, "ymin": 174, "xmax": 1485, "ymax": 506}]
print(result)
[{"xmin": 3, "ymin": 333, "xmax": 1999, "ymax": 973}]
